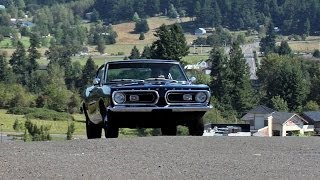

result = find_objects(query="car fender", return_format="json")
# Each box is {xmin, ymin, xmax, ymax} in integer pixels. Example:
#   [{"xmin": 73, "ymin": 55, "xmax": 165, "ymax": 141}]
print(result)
[{"xmin": 83, "ymin": 85, "xmax": 111, "ymax": 124}]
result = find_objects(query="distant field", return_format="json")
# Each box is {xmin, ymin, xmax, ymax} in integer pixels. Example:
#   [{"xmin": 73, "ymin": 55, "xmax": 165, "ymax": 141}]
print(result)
[
  {"xmin": 288, "ymin": 41, "xmax": 320, "ymax": 53},
  {"xmin": 113, "ymin": 16, "xmax": 195, "ymax": 44}
]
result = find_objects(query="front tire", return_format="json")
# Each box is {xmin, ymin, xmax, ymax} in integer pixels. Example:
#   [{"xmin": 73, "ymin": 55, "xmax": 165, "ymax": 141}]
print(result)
[
  {"xmin": 161, "ymin": 126, "xmax": 177, "ymax": 136},
  {"xmin": 104, "ymin": 118, "xmax": 119, "ymax": 138},
  {"xmin": 188, "ymin": 117, "xmax": 204, "ymax": 136},
  {"xmin": 84, "ymin": 104, "xmax": 102, "ymax": 139}
]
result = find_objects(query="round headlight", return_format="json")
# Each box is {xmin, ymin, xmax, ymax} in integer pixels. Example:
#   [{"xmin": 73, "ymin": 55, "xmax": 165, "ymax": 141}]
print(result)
[
  {"xmin": 114, "ymin": 92, "xmax": 125, "ymax": 104},
  {"xmin": 195, "ymin": 92, "xmax": 207, "ymax": 103}
]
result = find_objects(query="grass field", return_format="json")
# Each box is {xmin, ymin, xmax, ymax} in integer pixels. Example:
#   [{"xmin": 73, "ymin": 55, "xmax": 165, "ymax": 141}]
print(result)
[
  {"xmin": 0, "ymin": 109, "xmax": 86, "ymax": 135},
  {"xmin": 289, "ymin": 41, "xmax": 320, "ymax": 53}
]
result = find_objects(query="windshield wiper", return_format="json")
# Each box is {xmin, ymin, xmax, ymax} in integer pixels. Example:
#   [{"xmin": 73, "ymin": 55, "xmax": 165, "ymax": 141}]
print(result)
[
  {"xmin": 109, "ymin": 79, "xmax": 144, "ymax": 83},
  {"xmin": 145, "ymin": 78, "xmax": 178, "ymax": 83}
]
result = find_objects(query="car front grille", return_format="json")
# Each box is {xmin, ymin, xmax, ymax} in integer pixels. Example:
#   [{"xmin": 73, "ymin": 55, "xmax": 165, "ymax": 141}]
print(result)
[
  {"xmin": 115, "ymin": 90, "xmax": 159, "ymax": 105},
  {"xmin": 165, "ymin": 90, "xmax": 209, "ymax": 105}
]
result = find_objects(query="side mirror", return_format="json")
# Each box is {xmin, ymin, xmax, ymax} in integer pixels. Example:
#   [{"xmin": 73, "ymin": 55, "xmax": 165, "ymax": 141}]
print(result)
[
  {"xmin": 93, "ymin": 78, "xmax": 100, "ymax": 85},
  {"xmin": 189, "ymin": 76, "xmax": 196, "ymax": 83}
]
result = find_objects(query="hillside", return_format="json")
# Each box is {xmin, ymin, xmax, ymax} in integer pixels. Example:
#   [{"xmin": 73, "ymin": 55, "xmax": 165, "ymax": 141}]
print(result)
[{"xmin": 113, "ymin": 16, "xmax": 196, "ymax": 45}]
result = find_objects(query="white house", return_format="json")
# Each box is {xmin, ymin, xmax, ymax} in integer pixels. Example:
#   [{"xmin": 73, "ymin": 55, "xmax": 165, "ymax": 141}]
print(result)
[
  {"xmin": 194, "ymin": 28, "xmax": 206, "ymax": 36},
  {"xmin": 184, "ymin": 60, "xmax": 211, "ymax": 74},
  {"xmin": 241, "ymin": 105, "xmax": 314, "ymax": 136}
]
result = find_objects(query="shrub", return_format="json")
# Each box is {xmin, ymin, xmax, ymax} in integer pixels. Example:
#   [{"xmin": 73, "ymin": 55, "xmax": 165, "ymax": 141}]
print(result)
[
  {"xmin": 24, "ymin": 119, "xmax": 51, "ymax": 141},
  {"xmin": 13, "ymin": 119, "xmax": 24, "ymax": 132},
  {"xmin": 313, "ymin": 49, "xmax": 320, "ymax": 58},
  {"xmin": 8, "ymin": 107, "xmax": 74, "ymax": 121},
  {"xmin": 7, "ymin": 107, "xmax": 37, "ymax": 115},
  {"xmin": 66, "ymin": 122, "xmax": 75, "ymax": 140}
]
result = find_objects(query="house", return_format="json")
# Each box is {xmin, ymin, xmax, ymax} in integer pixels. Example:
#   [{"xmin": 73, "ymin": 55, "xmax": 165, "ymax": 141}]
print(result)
[
  {"xmin": 21, "ymin": 21, "xmax": 34, "ymax": 28},
  {"xmin": 194, "ymin": 28, "xmax": 206, "ymax": 36},
  {"xmin": 184, "ymin": 60, "xmax": 211, "ymax": 75},
  {"xmin": 241, "ymin": 105, "xmax": 275, "ymax": 131},
  {"xmin": 85, "ymin": 12, "xmax": 93, "ymax": 20},
  {"xmin": 301, "ymin": 111, "xmax": 320, "ymax": 133},
  {"xmin": 270, "ymin": 112, "xmax": 312, "ymax": 136},
  {"xmin": 241, "ymin": 105, "xmax": 314, "ymax": 136}
]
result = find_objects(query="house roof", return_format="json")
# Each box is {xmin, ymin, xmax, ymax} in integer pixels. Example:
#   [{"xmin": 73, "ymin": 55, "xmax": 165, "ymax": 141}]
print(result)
[
  {"xmin": 246, "ymin": 105, "xmax": 275, "ymax": 114},
  {"xmin": 301, "ymin": 111, "xmax": 320, "ymax": 123},
  {"xmin": 241, "ymin": 105, "xmax": 275, "ymax": 121},
  {"xmin": 272, "ymin": 112, "xmax": 308, "ymax": 125}
]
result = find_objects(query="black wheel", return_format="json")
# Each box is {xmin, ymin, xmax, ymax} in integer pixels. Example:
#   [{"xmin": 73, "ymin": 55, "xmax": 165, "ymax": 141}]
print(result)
[
  {"xmin": 104, "ymin": 119, "xmax": 119, "ymax": 138},
  {"xmin": 161, "ymin": 125, "xmax": 177, "ymax": 136},
  {"xmin": 83, "ymin": 105, "xmax": 102, "ymax": 139},
  {"xmin": 188, "ymin": 117, "xmax": 204, "ymax": 136},
  {"xmin": 161, "ymin": 120, "xmax": 177, "ymax": 136}
]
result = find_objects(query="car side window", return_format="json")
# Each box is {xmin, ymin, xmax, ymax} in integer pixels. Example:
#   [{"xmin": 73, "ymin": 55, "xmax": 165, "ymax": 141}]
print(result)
[{"xmin": 96, "ymin": 66, "xmax": 105, "ymax": 84}]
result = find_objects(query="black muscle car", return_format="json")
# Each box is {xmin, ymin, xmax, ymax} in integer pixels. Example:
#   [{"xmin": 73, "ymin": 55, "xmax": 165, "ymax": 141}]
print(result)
[{"xmin": 81, "ymin": 59, "xmax": 212, "ymax": 138}]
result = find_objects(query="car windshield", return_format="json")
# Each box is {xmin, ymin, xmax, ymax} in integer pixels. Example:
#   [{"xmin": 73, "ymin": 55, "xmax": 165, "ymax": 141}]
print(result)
[{"xmin": 106, "ymin": 62, "xmax": 188, "ymax": 82}]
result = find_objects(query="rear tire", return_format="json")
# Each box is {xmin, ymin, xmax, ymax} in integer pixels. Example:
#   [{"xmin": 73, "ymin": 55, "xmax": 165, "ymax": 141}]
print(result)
[{"xmin": 188, "ymin": 117, "xmax": 204, "ymax": 136}]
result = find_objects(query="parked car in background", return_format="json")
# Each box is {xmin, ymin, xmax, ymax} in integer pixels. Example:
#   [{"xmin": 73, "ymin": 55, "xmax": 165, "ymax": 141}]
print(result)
[{"xmin": 81, "ymin": 59, "xmax": 212, "ymax": 138}]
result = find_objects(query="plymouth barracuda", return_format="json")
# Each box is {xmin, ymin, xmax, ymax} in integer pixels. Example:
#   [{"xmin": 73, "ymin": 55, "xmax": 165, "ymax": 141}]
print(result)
[{"xmin": 81, "ymin": 59, "xmax": 212, "ymax": 138}]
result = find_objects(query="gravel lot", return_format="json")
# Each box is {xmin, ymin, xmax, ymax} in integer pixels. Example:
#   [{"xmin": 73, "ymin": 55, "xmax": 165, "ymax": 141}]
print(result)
[{"xmin": 0, "ymin": 136, "xmax": 320, "ymax": 180}]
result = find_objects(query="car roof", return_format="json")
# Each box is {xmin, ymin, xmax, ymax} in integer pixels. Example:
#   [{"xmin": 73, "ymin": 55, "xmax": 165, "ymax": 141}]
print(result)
[{"xmin": 106, "ymin": 59, "xmax": 180, "ymax": 65}]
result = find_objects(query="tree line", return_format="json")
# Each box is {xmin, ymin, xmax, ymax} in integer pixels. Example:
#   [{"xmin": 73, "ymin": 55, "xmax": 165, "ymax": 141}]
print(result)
[{"xmin": 1, "ymin": 0, "xmax": 320, "ymax": 36}]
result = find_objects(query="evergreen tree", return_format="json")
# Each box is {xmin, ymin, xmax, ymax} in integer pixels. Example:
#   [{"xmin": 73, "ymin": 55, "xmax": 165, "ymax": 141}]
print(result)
[
  {"xmin": 303, "ymin": 18, "xmax": 310, "ymax": 36},
  {"xmin": 168, "ymin": 3, "xmax": 178, "ymax": 18},
  {"xmin": 9, "ymin": 41, "xmax": 28, "ymax": 85},
  {"xmin": 139, "ymin": 32, "xmax": 145, "ymax": 40},
  {"xmin": 96, "ymin": 36, "xmax": 106, "ymax": 54},
  {"xmin": 260, "ymin": 23, "xmax": 277, "ymax": 55},
  {"xmin": 134, "ymin": 19, "xmax": 149, "ymax": 33},
  {"xmin": 209, "ymin": 47, "xmax": 230, "ymax": 101},
  {"xmin": 0, "ymin": 54, "xmax": 11, "ymax": 82},
  {"xmin": 208, "ymin": 46, "xmax": 233, "ymax": 115},
  {"xmin": 277, "ymin": 41, "xmax": 292, "ymax": 55},
  {"xmin": 27, "ymin": 33, "xmax": 40, "ymax": 74},
  {"xmin": 141, "ymin": 45, "xmax": 151, "ymax": 59},
  {"xmin": 150, "ymin": 24, "xmax": 189, "ymax": 62},
  {"xmin": 229, "ymin": 42, "xmax": 255, "ymax": 116},
  {"xmin": 132, "ymin": 12, "xmax": 140, "ymax": 22},
  {"xmin": 212, "ymin": 0, "xmax": 222, "ymax": 27},
  {"xmin": 45, "ymin": 43, "xmax": 73, "ymax": 88},
  {"xmin": 81, "ymin": 56, "xmax": 97, "ymax": 89},
  {"xmin": 91, "ymin": 9, "xmax": 100, "ymax": 22},
  {"xmin": 129, "ymin": 46, "xmax": 140, "ymax": 59}
]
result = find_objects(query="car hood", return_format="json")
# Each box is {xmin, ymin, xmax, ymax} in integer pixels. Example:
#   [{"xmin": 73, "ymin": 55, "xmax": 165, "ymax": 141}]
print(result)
[{"xmin": 107, "ymin": 80, "xmax": 209, "ymax": 90}]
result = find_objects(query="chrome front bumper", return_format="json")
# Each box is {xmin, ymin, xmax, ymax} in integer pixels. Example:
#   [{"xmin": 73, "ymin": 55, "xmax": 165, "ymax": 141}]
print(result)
[{"xmin": 108, "ymin": 105, "xmax": 213, "ymax": 112}]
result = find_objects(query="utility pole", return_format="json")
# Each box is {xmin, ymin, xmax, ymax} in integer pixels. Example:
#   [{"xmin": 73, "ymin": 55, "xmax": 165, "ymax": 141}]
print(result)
[{"xmin": 0, "ymin": 123, "xmax": 3, "ymax": 143}]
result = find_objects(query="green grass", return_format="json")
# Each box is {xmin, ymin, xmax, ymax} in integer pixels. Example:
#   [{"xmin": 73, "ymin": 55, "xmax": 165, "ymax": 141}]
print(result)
[
  {"xmin": 0, "ymin": 109, "xmax": 86, "ymax": 135},
  {"xmin": 183, "ymin": 54, "xmax": 209, "ymax": 64},
  {"xmin": 0, "ymin": 37, "xmax": 31, "ymax": 48},
  {"xmin": 105, "ymin": 44, "xmax": 149, "ymax": 56}
]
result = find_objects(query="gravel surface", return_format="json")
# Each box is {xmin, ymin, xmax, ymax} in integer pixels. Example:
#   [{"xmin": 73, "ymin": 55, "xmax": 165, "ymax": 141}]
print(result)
[{"xmin": 0, "ymin": 136, "xmax": 320, "ymax": 180}]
